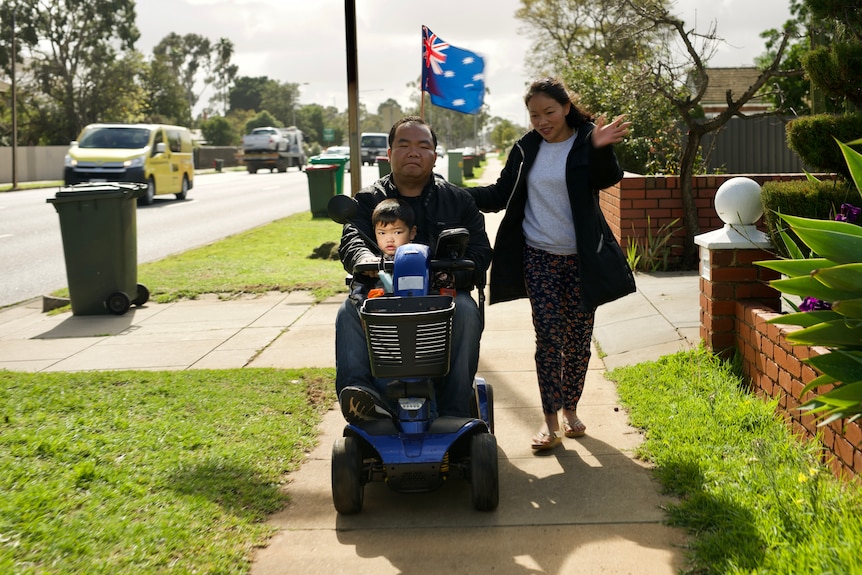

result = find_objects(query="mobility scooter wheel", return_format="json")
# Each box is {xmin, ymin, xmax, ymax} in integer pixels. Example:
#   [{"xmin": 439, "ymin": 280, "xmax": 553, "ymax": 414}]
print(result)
[
  {"xmin": 332, "ymin": 437, "xmax": 364, "ymax": 514},
  {"xmin": 470, "ymin": 433, "xmax": 499, "ymax": 511}
]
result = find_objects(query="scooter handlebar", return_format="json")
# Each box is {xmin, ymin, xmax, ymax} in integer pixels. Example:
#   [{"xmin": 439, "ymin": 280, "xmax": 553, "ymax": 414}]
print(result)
[
  {"xmin": 353, "ymin": 259, "xmax": 394, "ymax": 274},
  {"xmin": 430, "ymin": 259, "xmax": 475, "ymax": 272}
]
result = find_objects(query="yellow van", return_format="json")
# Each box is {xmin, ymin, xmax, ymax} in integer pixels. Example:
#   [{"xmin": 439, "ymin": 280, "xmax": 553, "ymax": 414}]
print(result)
[{"xmin": 64, "ymin": 123, "xmax": 195, "ymax": 204}]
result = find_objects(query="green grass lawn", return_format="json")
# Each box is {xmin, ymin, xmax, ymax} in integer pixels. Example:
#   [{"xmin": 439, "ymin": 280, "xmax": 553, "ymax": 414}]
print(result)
[
  {"xmin": 609, "ymin": 348, "xmax": 862, "ymax": 574},
  {"xmin": 0, "ymin": 368, "xmax": 335, "ymax": 574}
]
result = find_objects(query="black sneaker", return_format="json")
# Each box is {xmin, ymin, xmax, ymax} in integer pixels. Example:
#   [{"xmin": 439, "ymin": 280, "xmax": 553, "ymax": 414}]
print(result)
[{"xmin": 339, "ymin": 386, "xmax": 394, "ymax": 423}]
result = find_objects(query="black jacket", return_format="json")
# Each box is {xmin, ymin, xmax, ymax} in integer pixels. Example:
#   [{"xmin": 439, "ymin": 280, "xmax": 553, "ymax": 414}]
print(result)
[
  {"xmin": 469, "ymin": 126, "xmax": 635, "ymax": 309},
  {"xmin": 338, "ymin": 173, "xmax": 492, "ymax": 291}
]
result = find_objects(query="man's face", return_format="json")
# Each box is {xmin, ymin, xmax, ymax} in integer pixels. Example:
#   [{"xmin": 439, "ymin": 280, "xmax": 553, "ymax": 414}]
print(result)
[{"xmin": 388, "ymin": 123, "xmax": 437, "ymax": 182}]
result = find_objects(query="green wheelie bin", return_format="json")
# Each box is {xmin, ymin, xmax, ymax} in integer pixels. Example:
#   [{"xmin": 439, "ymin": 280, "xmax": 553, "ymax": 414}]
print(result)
[
  {"xmin": 377, "ymin": 156, "xmax": 391, "ymax": 177},
  {"xmin": 309, "ymin": 155, "xmax": 349, "ymax": 195},
  {"xmin": 47, "ymin": 182, "xmax": 149, "ymax": 316},
  {"xmin": 306, "ymin": 164, "xmax": 338, "ymax": 217},
  {"xmin": 447, "ymin": 149, "xmax": 463, "ymax": 185}
]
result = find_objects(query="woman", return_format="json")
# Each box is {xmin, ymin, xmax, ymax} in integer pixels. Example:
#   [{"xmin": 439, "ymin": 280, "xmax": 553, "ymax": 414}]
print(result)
[{"xmin": 469, "ymin": 77, "xmax": 634, "ymax": 451}]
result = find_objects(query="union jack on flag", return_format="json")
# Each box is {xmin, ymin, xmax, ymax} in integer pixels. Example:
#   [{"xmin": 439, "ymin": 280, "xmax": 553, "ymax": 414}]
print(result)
[{"xmin": 422, "ymin": 26, "xmax": 485, "ymax": 115}]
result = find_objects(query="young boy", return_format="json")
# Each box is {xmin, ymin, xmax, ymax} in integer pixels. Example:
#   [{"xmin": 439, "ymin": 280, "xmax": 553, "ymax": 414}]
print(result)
[
  {"xmin": 349, "ymin": 198, "xmax": 417, "ymax": 301},
  {"xmin": 372, "ymin": 198, "xmax": 417, "ymax": 257}
]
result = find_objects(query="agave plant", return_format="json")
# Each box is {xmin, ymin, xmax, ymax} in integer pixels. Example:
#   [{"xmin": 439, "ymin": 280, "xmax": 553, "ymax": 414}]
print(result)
[{"xmin": 756, "ymin": 138, "xmax": 862, "ymax": 426}]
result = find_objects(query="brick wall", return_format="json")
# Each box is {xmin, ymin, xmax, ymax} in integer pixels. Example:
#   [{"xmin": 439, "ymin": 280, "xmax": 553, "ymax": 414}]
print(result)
[
  {"xmin": 736, "ymin": 302, "xmax": 862, "ymax": 479},
  {"xmin": 600, "ymin": 173, "xmax": 810, "ymax": 267},
  {"xmin": 624, "ymin": 171, "xmax": 862, "ymax": 480}
]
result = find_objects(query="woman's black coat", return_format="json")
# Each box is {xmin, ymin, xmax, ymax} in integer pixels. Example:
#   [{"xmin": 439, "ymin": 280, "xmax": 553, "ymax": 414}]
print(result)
[{"xmin": 468, "ymin": 126, "xmax": 635, "ymax": 309}]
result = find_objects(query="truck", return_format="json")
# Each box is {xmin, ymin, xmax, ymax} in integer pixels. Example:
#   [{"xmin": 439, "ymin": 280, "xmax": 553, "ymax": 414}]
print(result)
[{"xmin": 239, "ymin": 126, "xmax": 306, "ymax": 173}]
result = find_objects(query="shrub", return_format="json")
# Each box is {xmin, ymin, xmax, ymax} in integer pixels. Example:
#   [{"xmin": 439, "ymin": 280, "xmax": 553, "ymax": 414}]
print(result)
[
  {"xmin": 761, "ymin": 178, "xmax": 856, "ymax": 258},
  {"xmin": 786, "ymin": 112, "xmax": 862, "ymax": 177}
]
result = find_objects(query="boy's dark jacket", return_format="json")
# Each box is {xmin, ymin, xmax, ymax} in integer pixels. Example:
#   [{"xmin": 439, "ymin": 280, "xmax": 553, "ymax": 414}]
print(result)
[
  {"xmin": 469, "ymin": 125, "xmax": 635, "ymax": 309},
  {"xmin": 338, "ymin": 174, "xmax": 492, "ymax": 291}
]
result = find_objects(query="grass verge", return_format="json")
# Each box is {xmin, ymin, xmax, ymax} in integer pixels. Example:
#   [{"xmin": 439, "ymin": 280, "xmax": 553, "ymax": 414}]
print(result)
[
  {"xmin": 0, "ymin": 368, "xmax": 336, "ymax": 574},
  {"xmin": 608, "ymin": 348, "xmax": 862, "ymax": 574},
  {"xmin": 53, "ymin": 211, "xmax": 347, "ymax": 306}
]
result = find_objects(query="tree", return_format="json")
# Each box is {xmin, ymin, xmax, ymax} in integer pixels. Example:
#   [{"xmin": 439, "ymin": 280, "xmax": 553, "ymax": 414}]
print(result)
[
  {"xmin": 1, "ymin": 0, "xmax": 141, "ymax": 143},
  {"xmin": 784, "ymin": 0, "xmax": 862, "ymax": 176},
  {"xmin": 244, "ymin": 110, "xmax": 281, "ymax": 134},
  {"xmin": 516, "ymin": 0, "xmax": 661, "ymax": 69},
  {"xmin": 757, "ymin": 0, "xmax": 814, "ymax": 115},
  {"xmin": 153, "ymin": 32, "xmax": 212, "ymax": 118},
  {"xmin": 487, "ymin": 117, "xmax": 524, "ymax": 151},
  {"xmin": 141, "ymin": 52, "xmax": 191, "ymax": 125},
  {"xmin": 260, "ymin": 80, "xmax": 302, "ymax": 127},
  {"xmin": 200, "ymin": 116, "xmax": 236, "ymax": 146},
  {"xmin": 803, "ymin": 0, "xmax": 862, "ymax": 111},
  {"xmin": 229, "ymin": 75, "xmax": 269, "ymax": 113},
  {"xmin": 623, "ymin": 0, "xmax": 800, "ymax": 266},
  {"xmin": 562, "ymin": 54, "xmax": 683, "ymax": 175},
  {"xmin": 515, "ymin": 0, "xmax": 681, "ymax": 175},
  {"xmin": 208, "ymin": 38, "xmax": 238, "ymax": 116}
]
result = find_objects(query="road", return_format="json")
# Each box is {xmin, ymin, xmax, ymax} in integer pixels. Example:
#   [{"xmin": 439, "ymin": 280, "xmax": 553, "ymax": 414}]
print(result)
[{"xmin": 0, "ymin": 162, "xmax": 401, "ymax": 308}]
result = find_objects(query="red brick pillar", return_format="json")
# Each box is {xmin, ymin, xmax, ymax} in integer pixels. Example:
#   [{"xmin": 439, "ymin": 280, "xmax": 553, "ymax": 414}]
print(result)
[
  {"xmin": 698, "ymin": 248, "xmax": 780, "ymax": 357},
  {"xmin": 694, "ymin": 177, "xmax": 781, "ymax": 358}
]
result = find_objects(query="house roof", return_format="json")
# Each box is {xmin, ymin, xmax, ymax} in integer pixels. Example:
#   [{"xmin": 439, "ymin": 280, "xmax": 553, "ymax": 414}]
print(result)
[{"xmin": 695, "ymin": 67, "xmax": 769, "ymax": 107}]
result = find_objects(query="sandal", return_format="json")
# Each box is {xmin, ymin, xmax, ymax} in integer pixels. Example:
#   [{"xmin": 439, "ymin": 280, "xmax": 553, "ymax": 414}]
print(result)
[
  {"xmin": 563, "ymin": 418, "xmax": 586, "ymax": 438},
  {"xmin": 531, "ymin": 431, "xmax": 562, "ymax": 451}
]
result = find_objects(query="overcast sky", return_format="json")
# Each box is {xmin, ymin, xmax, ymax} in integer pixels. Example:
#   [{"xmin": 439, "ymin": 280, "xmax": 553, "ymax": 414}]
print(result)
[{"xmin": 136, "ymin": 0, "xmax": 793, "ymax": 127}]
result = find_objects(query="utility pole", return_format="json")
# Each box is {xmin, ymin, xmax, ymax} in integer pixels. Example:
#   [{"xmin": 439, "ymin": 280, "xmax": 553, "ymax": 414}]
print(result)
[
  {"xmin": 344, "ymin": 0, "xmax": 361, "ymax": 192},
  {"xmin": 11, "ymin": 4, "xmax": 19, "ymax": 190}
]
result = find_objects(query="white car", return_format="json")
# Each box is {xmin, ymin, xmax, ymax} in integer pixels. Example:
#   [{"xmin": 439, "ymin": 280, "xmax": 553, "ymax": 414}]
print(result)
[{"xmin": 435, "ymin": 145, "xmax": 445, "ymax": 157}]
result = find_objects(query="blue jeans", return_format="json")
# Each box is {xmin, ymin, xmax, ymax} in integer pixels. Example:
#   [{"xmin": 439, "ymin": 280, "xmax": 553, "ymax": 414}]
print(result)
[{"xmin": 335, "ymin": 292, "xmax": 482, "ymax": 417}]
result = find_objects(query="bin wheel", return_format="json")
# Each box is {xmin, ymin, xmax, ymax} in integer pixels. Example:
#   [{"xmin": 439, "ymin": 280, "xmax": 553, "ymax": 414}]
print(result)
[
  {"xmin": 132, "ymin": 284, "xmax": 150, "ymax": 307},
  {"xmin": 470, "ymin": 433, "xmax": 499, "ymax": 512},
  {"xmin": 106, "ymin": 292, "xmax": 131, "ymax": 315},
  {"xmin": 332, "ymin": 437, "xmax": 364, "ymax": 514}
]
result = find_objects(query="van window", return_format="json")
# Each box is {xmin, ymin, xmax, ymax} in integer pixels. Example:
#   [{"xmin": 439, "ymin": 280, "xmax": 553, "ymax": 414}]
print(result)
[
  {"xmin": 151, "ymin": 129, "xmax": 164, "ymax": 156},
  {"xmin": 167, "ymin": 129, "xmax": 182, "ymax": 152},
  {"xmin": 78, "ymin": 127, "xmax": 150, "ymax": 149},
  {"xmin": 361, "ymin": 135, "xmax": 388, "ymax": 148}
]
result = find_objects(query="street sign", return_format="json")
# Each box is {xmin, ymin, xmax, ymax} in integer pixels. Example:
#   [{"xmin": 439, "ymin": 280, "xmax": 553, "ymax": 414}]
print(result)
[{"xmin": 323, "ymin": 128, "xmax": 334, "ymax": 142}]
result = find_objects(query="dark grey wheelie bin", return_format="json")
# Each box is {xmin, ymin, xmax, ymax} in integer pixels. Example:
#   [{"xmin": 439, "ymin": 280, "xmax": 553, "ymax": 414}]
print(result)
[{"xmin": 47, "ymin": 182, "xmax": 149, "ymax": 316}]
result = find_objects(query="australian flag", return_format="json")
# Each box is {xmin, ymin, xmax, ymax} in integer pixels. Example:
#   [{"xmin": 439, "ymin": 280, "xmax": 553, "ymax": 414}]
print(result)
[{"xmin": 422, "ymin": 26, "xmax": 485, "ymax": 115}]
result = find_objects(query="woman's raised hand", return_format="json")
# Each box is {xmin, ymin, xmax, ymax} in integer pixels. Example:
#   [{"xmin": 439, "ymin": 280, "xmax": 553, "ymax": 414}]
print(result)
[{"xmin": 592, "ymin": 114, "xmax": 632, "ymax": 148}]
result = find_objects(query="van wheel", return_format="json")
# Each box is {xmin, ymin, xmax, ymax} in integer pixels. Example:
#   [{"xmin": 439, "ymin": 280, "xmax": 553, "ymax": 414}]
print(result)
[
  {"xmin": 175, "ymin": 175, "xmax": 189, "ymax": 200},
  {"xmin": 139, "ymin": 178, "xmax": 155, "ymax": 205}
]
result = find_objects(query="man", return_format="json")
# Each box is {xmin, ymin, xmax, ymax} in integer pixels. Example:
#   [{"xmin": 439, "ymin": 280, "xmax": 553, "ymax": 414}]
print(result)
[{"xmin": 335, "ymin": 116, "xmax": 492, "ymax": 421}]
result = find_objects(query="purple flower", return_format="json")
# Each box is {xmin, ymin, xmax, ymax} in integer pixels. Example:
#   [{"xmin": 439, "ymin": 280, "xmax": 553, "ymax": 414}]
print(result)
[
  {"xmin": 835, "ymin": 203, "xmax": 861, "ymax": 224},
  {"xmin": 800, "ymin": 297, "xmax": 832, "ymax": 312}
]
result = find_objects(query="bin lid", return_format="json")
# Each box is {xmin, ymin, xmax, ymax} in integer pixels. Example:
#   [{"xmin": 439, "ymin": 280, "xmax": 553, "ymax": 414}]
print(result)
[
  {"xmin": 310, "ymin": 156, "xmax": 349, "ymax": 165},
  {"xmin": 47, "ymin": 182, "xmax": 146, "ymax": 204},
  {"xmin": 305, "ymin": 164, "xmax": 339, "ymax": 171}
]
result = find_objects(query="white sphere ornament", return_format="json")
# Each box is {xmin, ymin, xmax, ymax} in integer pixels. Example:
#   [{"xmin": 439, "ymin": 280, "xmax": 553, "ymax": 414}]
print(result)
[{"xmin": 714, "ymin": 177, "xmax": 763, "ymax": 225}]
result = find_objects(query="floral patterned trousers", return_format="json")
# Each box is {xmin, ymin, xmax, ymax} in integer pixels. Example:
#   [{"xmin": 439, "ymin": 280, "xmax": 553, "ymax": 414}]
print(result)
[{"xmin": 524, "ymin": 244, "xmax": 596, "ymax": 415}]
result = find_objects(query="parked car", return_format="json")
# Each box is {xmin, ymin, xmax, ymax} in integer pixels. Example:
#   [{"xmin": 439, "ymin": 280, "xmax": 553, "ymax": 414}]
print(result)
[{"xmin": 435, "ymin": 145, "xmax": 445, "ymax": 157}]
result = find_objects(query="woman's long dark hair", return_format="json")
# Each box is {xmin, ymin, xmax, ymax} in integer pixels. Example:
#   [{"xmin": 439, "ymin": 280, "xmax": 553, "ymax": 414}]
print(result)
[{"xmin": 524, "ymin": 77, "xmax": 593, "ymax": 128}]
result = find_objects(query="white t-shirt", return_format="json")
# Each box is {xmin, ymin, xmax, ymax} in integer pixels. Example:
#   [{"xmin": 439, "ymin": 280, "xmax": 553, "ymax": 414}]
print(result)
[{"xmin": 523, "ymin": 132, "xmax": 578, "ymax": 255}]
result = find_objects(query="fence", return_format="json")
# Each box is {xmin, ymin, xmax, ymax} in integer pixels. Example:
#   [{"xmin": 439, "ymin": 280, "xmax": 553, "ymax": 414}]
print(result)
[{"xmin": 701, "ymin": 115, "xmax": 806, "ymax": 174}]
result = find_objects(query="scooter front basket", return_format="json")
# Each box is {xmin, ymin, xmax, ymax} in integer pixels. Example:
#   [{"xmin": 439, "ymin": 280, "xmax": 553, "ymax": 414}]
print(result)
[{"xmin": 359, "ymin": 295, "xmax": 454, "ymax": 379}]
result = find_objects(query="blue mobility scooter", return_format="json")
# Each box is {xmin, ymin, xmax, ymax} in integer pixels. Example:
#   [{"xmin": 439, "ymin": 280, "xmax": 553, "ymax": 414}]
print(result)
[{"xmin": 328, "ymin": 195, "xmax": 498, "ymax": 514}]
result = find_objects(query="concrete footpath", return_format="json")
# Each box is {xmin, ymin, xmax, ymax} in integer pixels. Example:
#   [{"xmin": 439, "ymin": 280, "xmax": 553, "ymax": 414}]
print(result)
[{"xmin": 0, "ymin": 155, "xmax": 702, "ymax": 573}]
